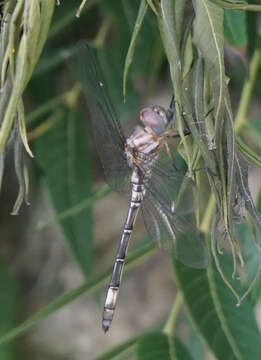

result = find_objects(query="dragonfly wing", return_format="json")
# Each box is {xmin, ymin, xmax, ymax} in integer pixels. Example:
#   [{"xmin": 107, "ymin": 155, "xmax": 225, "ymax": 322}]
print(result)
[
  {"xmin": 73, "ymin": 40, "xmax": 130, "ymax": 191},
  {"xmin": 140, "ymin": 156, "xmax": 198, "ymax": 214},
  {"xmin": 141, "ymin": 159, "xmax": 209, "ymax": 268},
  {"xmin": 142, "ymin": 193, "xmax": 209, "ymax": 268}
]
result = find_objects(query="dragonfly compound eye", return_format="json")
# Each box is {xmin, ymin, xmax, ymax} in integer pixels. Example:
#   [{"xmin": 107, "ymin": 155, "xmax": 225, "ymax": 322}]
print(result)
[{"xmin": 140, "ymin": 105, "xmax": 168, "ymax": 135}]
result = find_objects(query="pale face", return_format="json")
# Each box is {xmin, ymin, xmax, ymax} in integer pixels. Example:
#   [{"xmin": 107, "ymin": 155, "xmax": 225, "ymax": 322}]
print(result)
[{"xmin": 140, "ymin": 105, "xmax": 169, "ymax": 135}]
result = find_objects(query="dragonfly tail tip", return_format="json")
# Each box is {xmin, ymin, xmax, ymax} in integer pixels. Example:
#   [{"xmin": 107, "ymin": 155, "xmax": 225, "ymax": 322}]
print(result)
[
  {"xmin": 102, "ymin": 319, "xmax": 111, "ymax": 333},
  {"xmin": 102, "ymin": 324, "xmax": 109, "ymax": 333}
]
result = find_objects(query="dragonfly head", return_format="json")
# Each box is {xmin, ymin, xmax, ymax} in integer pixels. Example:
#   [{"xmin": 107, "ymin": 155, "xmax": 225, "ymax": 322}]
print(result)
[{"xmin": 140, "ymin": 105, "xmax": 169, "ymax": 135}]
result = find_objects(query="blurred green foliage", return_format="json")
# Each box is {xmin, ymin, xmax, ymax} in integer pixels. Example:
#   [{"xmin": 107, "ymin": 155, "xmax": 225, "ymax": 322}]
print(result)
[{"xmin": 0, "ymin": 263, "xmax": 16, "ymax": 360}]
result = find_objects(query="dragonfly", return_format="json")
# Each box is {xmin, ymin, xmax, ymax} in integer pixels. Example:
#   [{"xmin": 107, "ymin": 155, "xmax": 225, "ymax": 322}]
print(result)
[{"xmin": 73, "ymin": 41, "xmax": 209, "ymax": 332}]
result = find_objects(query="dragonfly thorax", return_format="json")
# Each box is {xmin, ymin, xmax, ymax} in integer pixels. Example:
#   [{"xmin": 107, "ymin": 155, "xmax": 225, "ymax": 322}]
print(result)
[{"xmin": 125, "ymin": 125, "xmax": 160, "ymax": 168}]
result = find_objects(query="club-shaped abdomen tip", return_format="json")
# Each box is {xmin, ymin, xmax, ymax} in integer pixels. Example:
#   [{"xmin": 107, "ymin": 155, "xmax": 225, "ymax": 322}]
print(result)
[
  {"xmin": 102, "ymin": 307, "xmax": 114, "ymax": 333},
  {"xmin": 102, "ymin": 319, "xmax": 110, "ymax": 333},
  {"xmin": 102, "ymin": 289, "xmax": 117, "ymax": 333}
]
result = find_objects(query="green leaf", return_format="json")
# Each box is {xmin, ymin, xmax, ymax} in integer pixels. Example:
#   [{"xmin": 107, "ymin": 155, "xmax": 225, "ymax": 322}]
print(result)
[
  {"xmin": 33, "ymin": 107, "xmax": 93, "ymax": 275},
  {"xmin": 245, "ymin": 118, "xmax": 261, "ymax": 148},
  {"xmin": 188, "ymin": 329, "xmax": 204, "ymax": 360},
  {"xmin": 211, "ymin": 0, "xmax": 261, "ymax": 12},
  {"xmin": 136, "ymin": 332, "xmax": 193, "ymax": 360},
  {"xmin": 93, "ymin": 335, "xmax": 138, "ymax": 360},
  {"xmin": 0, "ymin": 262, "xmax": 17, "ymax": 360},
  {"xmin": 174, "ymin": 337, "xmax": 194, "ymax": 360},
  {"xmin": 246, "ymin": 10, "xmax": 257, "ymax": 57},
  {"xmin": 234, "ymin": 222, "xmax": 261, "ymax": 305},
  {"xmin": 224, "ymin": 96, "xmax": 237, "ymax": 233},
  {"xmin": 156, "ymin": 0, "xmax": 182, "ymax": 98},
  {"xmin": 128, "ymin": 3, "xmax": 158, "ymax": 79},
  {"xmin": 236, "ymin": 135, "xmax": 261, "ymax": 167},
  {"xmin": 173, "ymin": 254, "xmax": 261, "ymax": 360},
  {"xmin": 192, "ymin": 0, "xmax": 226, "ymax": 129},
  {"xmin": 0, "ymin": 0, "xmax": 55, "ymax": 152},
  {"xmin": 123, "ymin": 0, "xmax": 148, "ymax": 100},
  {"xmin": 250, "ymin": 192, "xmax": 261, "ymax": 303},
  {"xmin": 173, "ymin": 0, "xmax": 188, "ymax": 45},
  {"xmin": 147, "ymin": 34, "xmax": 165, "ymax": 92},
  {"xmin": 101, "ymin": 0, "xmax": 140, "ymax": 119},
  {"xmin": 103, "ymin": 0, "xmax": 158, "ymax": 116},
  {"xmin": 221, "ymin": 0, "xmax": 249, "ymax": 57},
  {"xmin": 224, "ymin": 9, "xmax": 247, "ymax": 47},
  {"xmin": 181, "ymin": 58, "xmax": 221, "ymax": 200}
]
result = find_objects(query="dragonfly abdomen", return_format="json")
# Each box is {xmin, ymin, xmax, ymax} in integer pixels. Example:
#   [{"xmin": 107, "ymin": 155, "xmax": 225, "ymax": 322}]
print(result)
[{"xmin": 102, "ymin": 169, "xmax": 144, "ymax": 332}]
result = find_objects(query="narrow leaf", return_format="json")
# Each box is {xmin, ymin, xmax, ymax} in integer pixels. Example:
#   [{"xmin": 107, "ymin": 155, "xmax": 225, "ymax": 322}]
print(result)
[
  {"xmin": 245, "ymin": 118, "xmax": 261, "ymax": 149},
  {"xmin": 173, "ymin": 254, "xmax": 261, "ymax": 360},
  {"xmin": 250, "ymin": 193, "xmax": 261, "ymax": 303},
  {"xmin": 224, "ymin": 9, "xmax": 247, "ymax": 47},
  {"xmin": 211, "ymin": 0, "xmax": 261, "ymax": 12},
  {"xmin": 137, "ymin": 332, "xmax": 193, "ymax": 360},
  {"xmin": 123, "ymin": 0, "xmax": 148, "ymax": 100},
  {"xmin": 174, "ymin": 0, "xmax": 188, "ymax": 44},
  {"xmin": 93, "ymin": 335, "xmax": 138, "ymax": 360},
  {"xmin": 11, "ymin": 120, "xmax": 28, "ymax": 215},
  {"xmin": 192, "ymin": 0, "xmax": 225, "ymax": 130},
  {"xmin": 33, "ymin": 107, "xmax": 93, "ymax": 275},
  {"xmin": 236, "ymin": 135, "xmax": 261, "ymax": 167},
  {"xmin": 156, "ymin": 0, "xmax": 182, "ymax": 97},
  {"xmin": 17, "ymin": 99, "xmax": 33, "ymax": 158}
]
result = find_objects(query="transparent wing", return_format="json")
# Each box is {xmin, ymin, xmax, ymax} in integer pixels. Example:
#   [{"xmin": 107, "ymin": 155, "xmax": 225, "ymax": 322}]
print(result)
[
  {"xmin": 139, "ymin": 155, "xmax": 198, "ymax": 214},
  {"xmin": 73, "ymin": 40, "xmax": 130, "ymax": 191},
  {"xmin": 140, "ymin": 158, "xmax": 209, "ymax": 268}
]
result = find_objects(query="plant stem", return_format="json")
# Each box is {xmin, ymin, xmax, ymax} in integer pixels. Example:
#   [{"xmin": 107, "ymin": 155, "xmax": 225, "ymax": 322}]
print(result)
[
  {"xmin": 234, "ymin": 47, "xmax": 261, "ymax": 133},
  {"xmin": 163, "ymin": 292, "xmax": 183, "ymax": 335}
]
